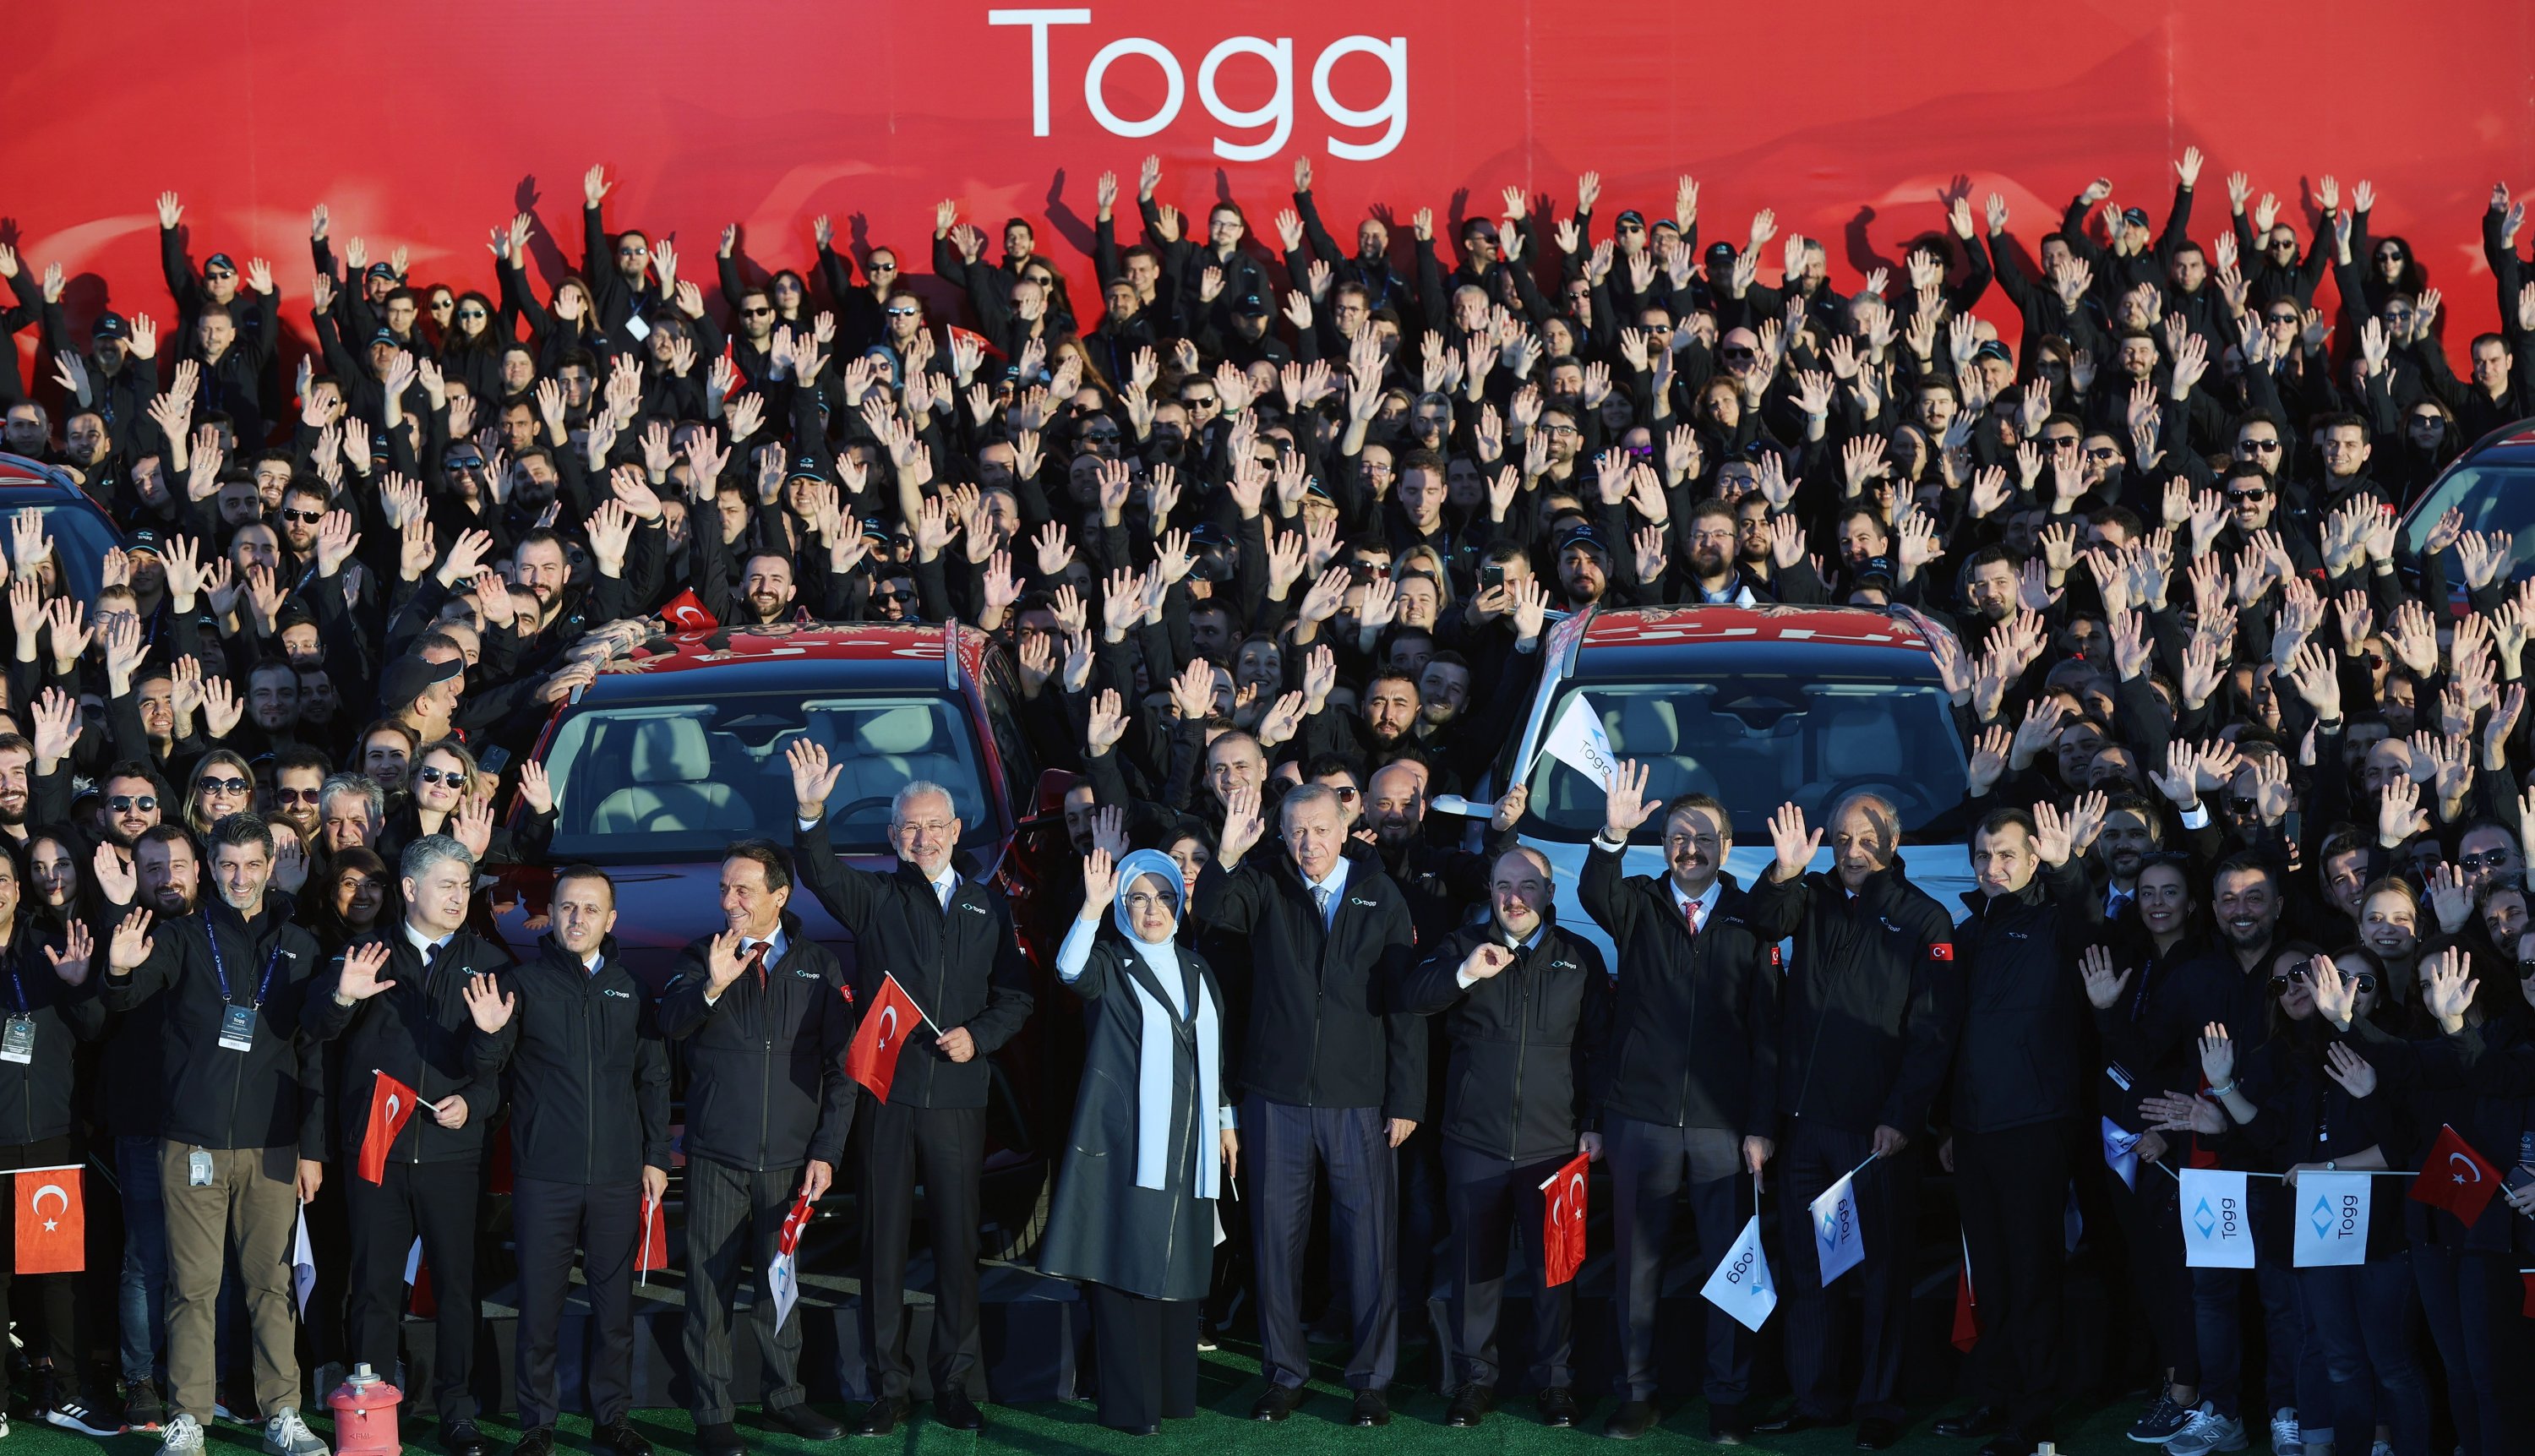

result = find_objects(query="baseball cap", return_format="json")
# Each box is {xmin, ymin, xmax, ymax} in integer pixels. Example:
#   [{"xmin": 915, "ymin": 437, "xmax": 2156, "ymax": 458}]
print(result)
[
  {"xmin": 92, "ymin": 312, "xmax": 129, "ymax": 341},
  {"xmin": 366, "ymin": 261, "xmax": 398, "ymax": 280},
  {"xmin": 204, "ymin": 253, "xmax": 237, "ymax": 275},
  {"xmin": 1234, "ymin": 292, "xmax": 1270, "ymax": 318},
  {"xmin": 787, "ymin": 455, "xmax": 826, "ymax": 483},
  {"xmin": 1615, "ymin": 210, "xmax": 1647, "ymax": 229},
  {"xmin": 1972, "ymin": 339, "xmax": 2014, "ymax": 365},
  {"xmin": 124, "ymin": 528, "xmax": 164, "ymax": 559},
  {"xmin": 1461, "ymin": 217, "xmax": 1500, "ymax": 242},
  {"xmin": 368, "ymin": 328, "xmax": 399, "ymax": 347},
  {"xmin": 379, "ymin": 653, "xmax": 462, "ymax": 708},
  {"xmin": 1853, "ymin": 553, "xmax": 1896, "ymax": 589},
  {"xmin": 2122, "ymin": 206, "xmax": 2151, "ymax": 227},
  {"xmin": 1705, "ymin": 241, "xmax": 1737, "ymax": 269},
  {"xmin": 1555, "ymin": 523, "xmax": 1611, "ymax": 560}
]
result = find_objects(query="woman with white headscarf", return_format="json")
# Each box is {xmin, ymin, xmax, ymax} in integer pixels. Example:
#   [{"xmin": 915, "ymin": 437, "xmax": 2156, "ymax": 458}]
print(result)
[{"xmin": 1039, "ymin": 848, "xmax": 1236, "ymax": 1435}]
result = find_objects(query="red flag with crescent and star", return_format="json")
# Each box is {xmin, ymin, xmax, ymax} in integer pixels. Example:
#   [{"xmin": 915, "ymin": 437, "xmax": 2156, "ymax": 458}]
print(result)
[
  {"xmin": 846, "ymin": 973, "xmax": 924, "ymax": 1100},
  {"xmin": 15, "ymin": 1168, "xmax": 83, "ymax": 1273},
  {"xmin": 1540, "ymin": 1152, "xmax": 1590, "ymax": 1287},
  {"xmin": 358, "ymin": 1071, "xmax": 422, "ymax": 1184},
  {"xmin": 2407, "ymin": 1124, "xmax": 2500, "ymax": 1226}
]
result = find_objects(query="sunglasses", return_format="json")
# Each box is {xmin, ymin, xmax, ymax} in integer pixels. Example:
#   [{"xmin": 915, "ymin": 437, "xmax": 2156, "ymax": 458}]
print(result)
[
  {"xmin": 274, "ymin": 788, "xmax": 323, "ymax": 804},
  {"xmin": 2042, "ymin": 435, "xmax": 2080, "ymax": 449},
  {"xmin": 885, "ymin": 305, "xmax": 919, "ymax": 317},
  {"xmin": 2375, "ymin": 250, "xmax": 2404, "ymax": 263},
  {"xmin": 456, "ymin": 309, "xmax": 487, "ymax": 322},
  {"xmin": 2084, "ymin": 446, "xmax": 2121, "ymax": 462},
  {"xmin": 742, "ymin": 306, "xmax": 776, "ymax": 318},
  {"xmin": 2227, "ymin": 796, "xmax": 2260, "ymax": 816},
  {"xmin": 1329, "ymin": 786, "xmax": 1360, "ymax": 801},
  {"xmin": 2459, "ymin": 849, "xmax": 2516, "ymax": 871},
  {"xmin": 414, "ymin": 766, "xmax": 466, "ymax": 786},
  {"xmin": 195, "ymin": 777, "xmax": 248, "ymax": 796},
  {"xmin": 2266, "ymin": 314, "xmax": 2299, "ymax": 325},
  {"xmin": 281, "ymin": 508, "xmax": 325, "ymax": 525},
  {"xmin": 870, "ymin": 263, "xmax": 899, "ymax": 273},
  {"xmin": 107, "ymin": 795, "xmax": 158, "ymax": 813}
]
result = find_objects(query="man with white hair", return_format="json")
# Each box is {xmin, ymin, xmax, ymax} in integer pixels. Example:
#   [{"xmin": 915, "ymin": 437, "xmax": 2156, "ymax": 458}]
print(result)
[{"xmin": 786, "ymin": 744, "xmax": 1033, "ymax": 1437}]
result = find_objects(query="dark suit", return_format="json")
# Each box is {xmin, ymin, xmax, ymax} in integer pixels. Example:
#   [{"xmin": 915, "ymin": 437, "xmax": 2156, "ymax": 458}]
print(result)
[
  {"xmin": 790, "ymin": 821, "xmax": 1033, "ymax": 1402},
  {"xmin": 1191, "ymin": 841, "xmax": 1421, "ymax": 1393}
]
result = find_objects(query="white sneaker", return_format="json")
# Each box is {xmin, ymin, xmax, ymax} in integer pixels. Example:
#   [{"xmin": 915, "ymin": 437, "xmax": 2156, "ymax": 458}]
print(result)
[
  {"xmin": 2165, "ymin": 1403, "xmax": 2249, "ymax": 1455},
  {"xmin": 2268, "ymin": 1408, "xmax": 2303, "ymax": 1454},
  {"xmin": 161, "ymin": 1414, "xmax": 204, "ymax": 1454},
  {"xmin": 262, "ymin": 1407, "xmax": 329, "ymax": 1456}
]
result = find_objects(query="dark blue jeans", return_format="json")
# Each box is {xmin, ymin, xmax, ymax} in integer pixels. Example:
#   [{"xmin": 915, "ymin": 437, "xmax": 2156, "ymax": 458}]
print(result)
[
  {"xmin": 2299, "ymin": 1257, "xmax": 2429, "ymax": 1455},
  {"xmin": 2410, "ymin": 1244, "xmax": 2502, "ymax": 1456},
  {"xmin": 2191, "ymin": 1259, "xmax": 2321, "ymax": 1421}
]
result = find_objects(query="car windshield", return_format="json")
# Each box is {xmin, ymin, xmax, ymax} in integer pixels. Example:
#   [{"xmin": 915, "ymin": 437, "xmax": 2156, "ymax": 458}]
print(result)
[
  {"xmin": 1518, "ymin": 677, "xmax": 1971, "ymax": 842},
  {"xmin": 541, "ymin": 691, "xmax": 992, "ymax": 863},
  {"xmin": 2402, "ymin": 465, "xmax": 2535, "ymax": 581}
]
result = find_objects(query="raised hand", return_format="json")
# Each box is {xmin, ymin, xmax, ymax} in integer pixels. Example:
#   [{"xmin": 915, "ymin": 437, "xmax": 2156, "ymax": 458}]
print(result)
[
  {"xmin": 1601, "ymin": 759, "xmax": 1657, "ymax": 842},
  {"xmin": 2080, "ymin": 944, "xmax": 2132, "ymax": 1010},
  {"xmin": 462, "ymin": 972, "xmax": 515, "ymax": 1033},
  {"xmin": 107, "ymin": 908, "xmax": 155, "ymax": 973},
  {"xmin": 44, "ymin": 922, "xmax": 93, "ymax": 988},
  {"xmin": 787, "ymin": 739, "xmax": 842, "ymax": 821},
  {"xmin": 333, "ymin": 942, "xmax": 397, "ymax": 1001}
]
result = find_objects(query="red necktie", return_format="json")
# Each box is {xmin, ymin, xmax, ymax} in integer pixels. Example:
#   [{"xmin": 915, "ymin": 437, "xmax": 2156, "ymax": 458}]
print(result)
[
  {"xmin": 1684, "ymin": 899, "xmax": 1704, "ymax": 935},
  {"xmin": 744, "ymin": 943, "xmax": 768, "ymax": 987}
]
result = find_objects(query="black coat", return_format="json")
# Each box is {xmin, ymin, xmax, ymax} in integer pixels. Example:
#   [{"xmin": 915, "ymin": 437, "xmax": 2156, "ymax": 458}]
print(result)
[
  {"xmin": 1946, "ymin": 860, "xmax": 2098, "ymax": 1136},
  {"xmin": 467, "ymin": 934, "xmax": 673, "ymax": 1186},
  {"xmin": 789, "ymin": 822, "xmax": 1034, "ymax": 1110},
  {"xmin": 99, "ymin": 896, "xmax": 325, "ymax": 1156},
  {"xmin": 1191, "ymin": 840, "xmax": 1424, "ymax": 1121},
  {"xmin": 1038, "ymin": 930, "xmax": 1228, "ymax": 1301},
  {"xmin": 1744, "ymin": 857, "xmax": 1959, "ymax": 1139},
  {"xmin": 1402, "ymin": 918, "xmax": 1608, "ymax": 1164},
  {"xmin": 303, "ymin": 924, "xmax": 514, "ymax": 1165},
  {"xmin": 657, "ymin": 912, "xmax": 856, "ymax": 1172},
  {"xmin": 1578, "ymin": 848, "xmax": 1793, "ymax": 1137},
  {"xmin": 0, "ymin": 924, "xmax": 107, "ymax": 1146}
]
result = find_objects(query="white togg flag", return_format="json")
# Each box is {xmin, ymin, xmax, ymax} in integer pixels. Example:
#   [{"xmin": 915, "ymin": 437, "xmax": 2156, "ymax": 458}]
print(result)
[
  {"xmin": 1539, "ymin": 693, "xmax": 1618, "ymax": 788},
  {"xmin": 2292, "ymin": 1171, "xmax": 2372, "ymax": 1268},
  {"xmin": 2179, "ymin": 1169, "xmax": 2256, "ymax": 1268},
  {"xmin": 1809, "ymin": 1171, "xmax": 1866, "ymax": 1284},
  {"xmin": 1699, "ymin": 1215, "xmax": 1778, "ymax": 1332}
]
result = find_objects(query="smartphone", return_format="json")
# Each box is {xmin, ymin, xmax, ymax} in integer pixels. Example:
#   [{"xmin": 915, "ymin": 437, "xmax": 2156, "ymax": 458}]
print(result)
[{"xmin": 1482, "ymin": 563, "xmax": 1507, "ymax": 591}]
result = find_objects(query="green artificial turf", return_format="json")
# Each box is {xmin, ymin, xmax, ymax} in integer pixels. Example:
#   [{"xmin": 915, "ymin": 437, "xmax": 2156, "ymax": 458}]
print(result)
[{"xmin": 8, "ymin": 1344, "xmax": 2143, "ymax": 1455}]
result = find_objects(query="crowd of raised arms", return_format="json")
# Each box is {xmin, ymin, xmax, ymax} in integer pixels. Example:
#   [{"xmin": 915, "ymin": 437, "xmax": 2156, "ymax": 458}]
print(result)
[{"xmin": 0, "ymin": 142, "xmax": 2527, "ymax": 1456}]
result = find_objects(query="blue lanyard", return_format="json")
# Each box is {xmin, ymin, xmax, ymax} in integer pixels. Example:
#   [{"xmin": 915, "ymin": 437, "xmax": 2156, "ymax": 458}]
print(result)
[{"xmin": 205, "ymin": 925, "xmax": 279, "ymax": 1008}]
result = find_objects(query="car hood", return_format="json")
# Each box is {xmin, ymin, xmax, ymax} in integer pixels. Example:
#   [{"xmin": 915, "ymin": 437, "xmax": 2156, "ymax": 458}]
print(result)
[{"xmin": 1518, "ymin": 836, "xmax": 1976, "ymax": 970}]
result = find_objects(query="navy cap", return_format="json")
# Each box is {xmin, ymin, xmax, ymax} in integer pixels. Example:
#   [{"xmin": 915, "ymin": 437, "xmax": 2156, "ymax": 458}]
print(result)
[
  {"xmin": 204, "ymin": 253, "xmax": 237, "ymax": 275},
  {"xmin": 1234, "ymin": 292, "xmax": 1270, "ymax": 317},
  {"xmin": 124, "ymin": 527, "xmax": 164, "ymax": 558},
  {"xmin": 1854, "ymin": 553, "xmax": 1895, "ymax": 586},
  {"xmin": 1705, "ymin": 241, "xmax": 1737, "ymax": 265},
  {"xmin": 368, "ymin": 328, "xmax": 399, "ymax": 347},
  {"xmin": 1555, "ymin": 523, "xmax": 1611, "ymax": 559},
  {"xmin": 92, "ymin": 312, "xmax": 129, "ymax": 341},
  {"xmin": 379, "ymin": 653, "xmax": 462, "ymax": 708},
  {"xmin": 2122, "ymin": 206, "xmax": 2151, "ymax": 227},
  {"xmin": 1971, "ymin": 338, "xmax": 2014, "ymax": 364},
  {"xmin": 366, "ymin": 261, "xmax": 397, "ymax": 280},
  {"xmin": 1302, "ymin": 478, "xmax": 1336, "ymax": 505},
  {"xmin": 1616, "ymin": 210, "xmax": 1647, "ymax": 229},
  {"xmin": 786, "ymin": 455, "xmax": 826, "ymax": 483}
]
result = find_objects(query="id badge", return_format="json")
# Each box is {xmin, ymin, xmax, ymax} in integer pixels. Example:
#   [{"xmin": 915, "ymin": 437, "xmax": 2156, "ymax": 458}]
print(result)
[
  {"xmin": 0, "ymin": 1016, "xmax": 33, "ymax": 1065},
  {"xmin": 188, "ymin": 1149, "xmax": 214, "ymax": 1186},
  {"xmin": 218, "ymin": 1004, "xmax": 257, "ymax": 1052}
]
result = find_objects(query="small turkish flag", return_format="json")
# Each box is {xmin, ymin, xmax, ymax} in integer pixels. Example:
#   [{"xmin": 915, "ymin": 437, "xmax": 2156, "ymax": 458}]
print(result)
[
  {"xmin": 405, "ymin": 1236, "xmax": 435, "ymax": 1317},
  {"xmin": 15, "ymin": 1168, "xmax": 82, "ymax": 1273},
  {"xmin": 768, "ymin": 1189, "xmax": 815, "ymax": 1332},
  {"xmin": 636, "ymin": 1194, "xmax": 668, "ymax": 1282},
  {"xmin": 1540, "ymin": 1152, "xmax": 1590, "ymax": 1288},
  {"xmin": 2407, "ymin": 1124, "xmax": 2501, "ymax": 1226},
  {"xmin": 945, "ymin": 325, "xmax": 1001, "ymax": 361},
  {"xmin": 660, "ymin": 589, "xmax": 718, "ymax": 633},
  {"xmin": 846, "ymin": 974, "xmax": 925, "ymax": 1100},
  {"xmin": 358, "ymin": 1071, "xmax": 422, "ymax": 1184},
  {"xmin": 1950, "ymin": 1233, "xmax": 1980, "ymax": 1351}
]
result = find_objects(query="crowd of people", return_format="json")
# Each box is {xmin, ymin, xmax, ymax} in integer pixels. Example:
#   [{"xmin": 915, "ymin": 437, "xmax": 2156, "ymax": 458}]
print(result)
[{"xmin": 0, "ymin": 143, "xmax": 2529, "ymax": 1456}]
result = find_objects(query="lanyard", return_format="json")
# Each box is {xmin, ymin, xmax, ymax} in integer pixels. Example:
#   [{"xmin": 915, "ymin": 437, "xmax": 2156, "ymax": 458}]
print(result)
[{"xmin": 205, "ymin": 924, "xmax": 280, "ymax": 1008}]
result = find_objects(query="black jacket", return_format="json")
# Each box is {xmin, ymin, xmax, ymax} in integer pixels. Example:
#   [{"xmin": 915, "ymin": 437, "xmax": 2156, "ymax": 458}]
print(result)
[
  {"xmin": 1744, "ymin": 857, "xmax": 1959, "ymax": 1138},
  {"xmin": 657, "ymin": 912, "xmax": 856, "ymax": 1172},
  {"xmin": 1191, "ymin": 840, "xmax": 1424, "ymax": 1120},
  {"xmin": 1947, "ymin": 860, "xmax": 2098, "ymax": 1136},
  {"xmin": 0, "ymin": 924, "xmax": 107, "ymax": 1146},
  {"xmin": 99, "ymin": 895, "xmax": 326, "ymax": 1156},
  {"xmin": 303, "ymin": 924, "xmax": 512, "ymax": 1166},
  {"xmin": 1401, "ymin": 917, "xmax": 1608, "ymax": 1164},
  {"xmin": 789, "ymin": 822, "xmax": 1034, "ymax": 1110},
  {"xmin": 1578, "ymin": 848, "xmax": 1793, "ymax": 1137},
  {"xmin": 468, "ymin": 934, "xmax": 673, "ymax": 1186}
]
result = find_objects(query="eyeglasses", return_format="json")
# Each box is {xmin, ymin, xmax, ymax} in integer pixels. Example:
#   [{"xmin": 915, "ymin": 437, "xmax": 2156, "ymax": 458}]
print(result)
[
  {"xmin": 195, "ymin": 777, "xmax": 248, "ymax": 796},
  {"xmin": 1330, "ymin": 786, "xmax": 1360, "ymax": 801},
  {"xmin": 274, "ymin": 788, "xmax": 322, "ymax": 804},
  {"xmin": 2266, "ymin": 313, "xmax": 2299, "ymax": 325},
  {"xmin": 2042, "ymin": 434, "xmax": 2080, "ymax": 449},
  {"xmin": 281, "ymin": 508, "xmax": 325, "ymax": 525},
  {"xmin": 1122, "ymin": 892, "xmax": 1174, "ymax": 911},
  {"xmin": 2224, "ymin": 488, "xmax": 2271, "ymax": 505},
  {"xmin": 414, "ymin": 766, "xmax": 466, "ymax": 787},
  {"xmin": 2374, "ymin": 249, "xmax": 2404, "ymax": 263},
  {"xmin": 2267, "ymin": 240, "xmax": 2298, "ymax": 252},
  {"xmin": 2459, "ymin": 849, "xmax": 2516, "ymax": 871},
  {"xmin": 2227, "ymin": 796, "xmax": 2260, "ymax": 816},
  {"xmin": 870, "ymin": 263, "xmax": 899, "ymax": 274},
  {"xmin": 885, "ymin": 305, "xmax": 919, "ymax": 317},
  {"xmin": 455, "ymin": 309, "xmax": 488, "ymax": 322},
  {"xmin": 1544, "ymin": 423, "xmax": 1581, "ymax": 437},
  {"xmin": 107, "ymin": 795, "xmax": 157, "ymax": 813},
  {"xmin": 742, "ymin": 306, "xmax": 775, "ymax": 317},
  {"xmin": 1721, "ymin": 346, "xmax": 1757, "ymax": 361},
  {"xmin": 2085, "ymin": 446, "xmax": 2121, "ymax": 462}
]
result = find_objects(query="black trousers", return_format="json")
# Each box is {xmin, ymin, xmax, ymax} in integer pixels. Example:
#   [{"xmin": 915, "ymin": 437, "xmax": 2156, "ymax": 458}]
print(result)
[
  {"xmin": 1086, "ymin": 1284, "xmax": 1197, "ymax": 1431},
  {"xmin": 1774, "ymin": 1117, "xmax": 1915, "ymax": 1424},
  {"xmin": 1244, "ymin": 1095, "xmax": 1396, "ymax": 1393},
  {"xmin": 511, "ymin": 1175, "xmax": 638, "ymax": 1430},
  {"xmin": 682, "ymin": 1156, "xmax": 809, "ymax": 1423},
  {"xmin": 2105, "ymin": 1153, "xmax": 2198, "ymax": 1388},
  {"xmin": 345, "ymin": 1156, "xmax": 481, "ymax": 1421},
  {"xmin": 1955, "ymin": 1122, "xmax": 2072, "ymax": 1441},
  {"xmin": 858, "ymin": 1101, "xmax": 982, "ymax": 1400},
  {"xmin": 1440, "ymin": 1142, "xmax": 1573, "ymax": 1392},
  {"xmin": 0, "ymin": 1135, "xmax": 79, "ymax": 1372},
  {"xmin": 1608, "ymin": 1118, "xmax": 1748, "ymax": 1405}
]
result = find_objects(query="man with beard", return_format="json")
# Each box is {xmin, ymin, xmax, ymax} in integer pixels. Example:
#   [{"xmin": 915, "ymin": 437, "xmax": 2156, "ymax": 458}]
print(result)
[
  {"xmin": 510, "ymin": 528, "xmax": 636, "ymax": 671},
  {"xmin": 381, "ymin": 653, "xmax": 464, "ymax": 750},
  {"xmin": 241, "ymin": 662, "xmax": 303, "ymax": 753},
  {"xmin": 265, "ymin": 749, "xmax": 330, "ymax": 849},
  {"xmin": 1584, "ymin": 771, "xmax": 1791, "ymax": 1444},
  {"xmin": 1743, "ymin": 797, "xmax": 1957, "ymax": 1451},
  {"xmin": 701, "ymin": 550, "xmax": 801, "ymax": 630},
  {"xmin": 1554, "ymin": 526, "xmax": 1616, "ymax": 611},
  {"xmin": 0, "ymin": 733, "xmax": 33, "ymax": 845},
  {"xmin": 1678, "ymin": 499, "xmax": 1769, "ymax": 606}
]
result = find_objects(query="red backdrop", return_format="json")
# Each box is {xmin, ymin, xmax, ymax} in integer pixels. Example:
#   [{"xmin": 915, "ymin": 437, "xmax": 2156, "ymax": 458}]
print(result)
[{"xmin": 8, "ymin": 0, "xmax": 2535, "ymax": 371}]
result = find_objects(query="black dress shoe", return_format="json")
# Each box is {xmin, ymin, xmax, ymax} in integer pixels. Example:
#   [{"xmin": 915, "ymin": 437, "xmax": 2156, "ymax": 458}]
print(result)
[
  {"xmin": 1931, "ymin": 1405, "xmax": 2003, "ymax": 1439},
  {"xmin": 1249, "ymin": 1386, "xmax": 1300, "ymax": 1422},
  {"xmin": 932, "ymin": 1391, "xmax": 984, "ymax": 1431},
  {"xmin": 1349, "ymin": 1389, "xmax": 1391, "ymax": 1427},
  {"xmin": 1752, "ymin": 1410, "xmax": 1831, "ymax": 1437},
  {"xmin": 515, "ymin": 1430, "xmax": 557, "ymax": 1456},
  {"xmin": 1443, "ymin": 1385, "xmax": 1495, "ymax": 1427},
  {"xmin": 1535, "ymin": 1388, "xmax": 1579, "ymax": 1429},
  {"xmin": 693, "ymin": 1421, "xmax": 744, "ymax": 1456},
  {"xmin": 442, "ymin": 1419, "xmax": 489, "ymax": 1456},
  {"xmin": 763, "ymin": 1405, "xmax": 842, "ymax": 1442},
  {"xmin": 852, "ymin": 1398, "xmax": 909, "ymax": 1437},
  {"xmin": 1603, "ymin": 1400, "xmax": 1658, "ymax": 1440},
  {"xmin": 1855, "ymin": 1415, "xmax": 1903, "ymax": 1450},
  {"xmin": 592, "ymin": 1419, "xmax": 654, "ymax": 1456}
]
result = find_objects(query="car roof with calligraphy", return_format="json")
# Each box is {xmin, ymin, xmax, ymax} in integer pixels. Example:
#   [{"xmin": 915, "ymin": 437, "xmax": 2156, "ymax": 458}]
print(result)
[
  {"xmin": 1569, "ymin": 604, "xmax": 1943, "ymax": 679},
  {"xmin": 588, "ymin": 622, "xmax": 985, "ymax": 698}
]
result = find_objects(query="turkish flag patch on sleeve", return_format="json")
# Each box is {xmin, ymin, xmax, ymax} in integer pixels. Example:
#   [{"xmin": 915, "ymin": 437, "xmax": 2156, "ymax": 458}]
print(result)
[{"xmin": 1929, "ymin": 943, "xmax": 1954, "ymax": 961}]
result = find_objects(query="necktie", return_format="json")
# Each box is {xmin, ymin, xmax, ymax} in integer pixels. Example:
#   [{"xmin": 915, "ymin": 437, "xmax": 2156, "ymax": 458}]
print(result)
[
  {"xmin": 1313, "ymin": 885, "xmax": 1333, "ymax": 926},
  {"xmin": 1684, "ymin": 899, "xmax": 1704, "ymax": 935},
  {"xmin": 742, "ymin": 941, "xmax": 768, "ymax": 986}
]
